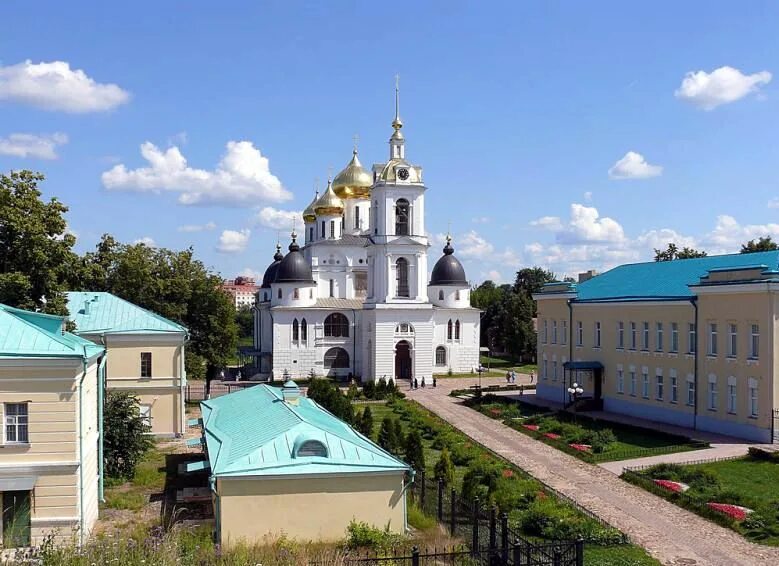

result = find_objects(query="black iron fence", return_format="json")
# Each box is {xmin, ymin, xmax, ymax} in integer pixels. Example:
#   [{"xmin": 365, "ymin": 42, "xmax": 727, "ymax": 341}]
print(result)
[{"xmin": 329, "ymin": 544, "xmax": 583, "ymax": 566}]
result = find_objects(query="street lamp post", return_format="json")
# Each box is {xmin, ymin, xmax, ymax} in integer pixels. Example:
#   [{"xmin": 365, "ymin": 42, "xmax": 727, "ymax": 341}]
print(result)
[
  {"xmin": 476, "ymin": 365, "xmax": 486, "ymax": 395},
  {"xmin": 567, "ymin": 382, "xmax": 584, "ymax": 424}
]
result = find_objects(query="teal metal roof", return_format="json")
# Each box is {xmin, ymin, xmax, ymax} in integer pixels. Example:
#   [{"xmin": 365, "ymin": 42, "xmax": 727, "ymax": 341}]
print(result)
[
  {"xmin": 571, "ymin": 251, "xmax": 779, "ymax": 302},
  {"xmin": 0, "ymin": 304, "xmax": 104, "ymax": 360},
  {"xmin": 200, "ymin": 384, "xmax": 410, "ymax": 478},
  {"xmin": 66, "ymin": 292, "xmax": 187, "ymax": 335}
]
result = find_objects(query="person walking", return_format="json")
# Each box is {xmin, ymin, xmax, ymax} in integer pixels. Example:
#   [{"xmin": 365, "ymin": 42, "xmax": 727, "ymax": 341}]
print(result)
[
  {"xmin": 413, "ymin": 377, "xmax": 419, "ymax": 389},
  {"xmin": 511, "ymin": 369, "xmax": 517, "ymax": 383},
  {"xmin": 432, "ymin": 376, "xmax": 437, "ymax": 388},
  {"xmin": 421, "ymin": 376, "xmax": 426, "ymax": 388},
  {"xmin": 529, "ymin": 371, "xmax": 535, "ymax": 384},
  {"xmin": 506, "ymin": 370, "xmax": 511, "ymax": 383}
]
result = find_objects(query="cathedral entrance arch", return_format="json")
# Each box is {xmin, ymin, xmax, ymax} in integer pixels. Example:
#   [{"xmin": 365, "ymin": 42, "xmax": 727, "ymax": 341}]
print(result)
[{"xmin": 395, "ymin": 340, "xmax": 412, "ymax": 381}]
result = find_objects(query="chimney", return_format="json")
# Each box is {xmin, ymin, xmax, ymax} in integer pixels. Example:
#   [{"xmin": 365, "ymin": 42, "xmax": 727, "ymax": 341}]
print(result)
[
  {"xmin": 83, "ymin": 300, "xmax": 91, "ymax": 315},
  {"xmin": 282, "ymin": 378, "xmax": 300, "ymax": 405},
  {"xmin": 578, "ymin": 270, "xmax": 598, "ymax": 283}
]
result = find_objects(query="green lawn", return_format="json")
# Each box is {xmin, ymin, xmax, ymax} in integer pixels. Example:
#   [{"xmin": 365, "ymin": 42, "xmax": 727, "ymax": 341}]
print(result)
[
  {"xmin": 479, "ymin": 354, "xmax": 537, "ymax": 373},
  {"xmin": 103, "ymin": 445, "xmax": 167, "ymax": 511},
  {"xmin": 689, "ymin": 458, "xmax": 779, "ymax": 502}
]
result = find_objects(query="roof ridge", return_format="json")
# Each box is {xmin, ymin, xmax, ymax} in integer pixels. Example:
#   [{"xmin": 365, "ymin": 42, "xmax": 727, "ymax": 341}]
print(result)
[
  {"xmin": 0, "ymin": 306, "xmax": 78, "ymax": 352},
  {"xmin": 66, "ymin": 291, "xmax": 187, "ymax": 333}
]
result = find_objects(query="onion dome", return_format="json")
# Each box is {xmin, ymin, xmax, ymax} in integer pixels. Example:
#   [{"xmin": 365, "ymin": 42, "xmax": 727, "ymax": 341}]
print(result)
[
  {"xmin": 332, "ymin": 149, "xmax": 373, "ymax": 199},
  {"xmin": 429, "ymin": 235, "xmax": 468, "ymax": 286},
  {"xmin": 313, "ymin": 179, "xmax": 344, "ymax": 216},
  {"xmin": 275, "ymin": 232, "xmax": 315, "ymax": 283},
  {"xmin": 303, "ymin": 190, "xmax": 319, "ymax": 223},
  {"xmin": 260, "ymin": 244, "xmax": 284, "ymax": 289}
]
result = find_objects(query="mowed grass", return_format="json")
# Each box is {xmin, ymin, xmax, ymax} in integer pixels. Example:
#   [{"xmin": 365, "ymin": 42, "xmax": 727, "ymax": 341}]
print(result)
[
  {"xmin": 480, "ymin": 354, "xmax": 537, "ymax": 373},
  {"xmin": 688, "ymin": 457, "xmax": 779, "ymax": 504}
]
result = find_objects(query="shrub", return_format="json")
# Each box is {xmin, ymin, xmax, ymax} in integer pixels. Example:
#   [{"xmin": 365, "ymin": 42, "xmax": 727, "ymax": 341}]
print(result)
[
  {"xmin": 104, "ymin": 390, "xmax": 152, "ymax": 479},
  {"xmin": 590, "ymin": 429, "xmax": 617, "ymax": 453},
  {"xmin": 363, "ymin": 380, "xmax": 376, "ymax": 399},
  {"xmin": 378, "ymin": 417, "xmax": 399, "ymax": 454},
  {"xmin": 434, "ymin": 447, "xmax": 455, "ymax": 487},
  {"xmin": 345, "ymin": 520, "xmax": 403, "ymax": 551},
  {"xmin": 347, "ymin": 381, "xmax": 360, "ymax": 400},
  {"xmin": 748, "ymin": 447, "xmax": 779, "ymax": 462},
  {"xmin": 492, "ymin": 478, "xmax": 539, "ymax": 511},
  {"xmin": 307, "ymin": 377, "xmax": 354, "ymax": 424},
  {"xmin": 407, "ymin": 501, "xmax": 437, "ymax": 530},
  {"xmin": 376, "ymin": 377, "xmax": 388, "ymax": 398},
  {"xmin": 644, "ymin": 463, "xmax": 684, "ymax": 481},
  {"xmin": 356, "ymin": 406, "xmax": 374, "ymax": 438},
  {"xmin": 461, "ymin": 459, "xmax": 502, "ymax": 502},
  {"xmin": 404, "ymin": 429, "xmax": 426, "ymax": 472},
  {"xmin": 450, "ymin": 441, "xmax": 480, "ymax": 466}
]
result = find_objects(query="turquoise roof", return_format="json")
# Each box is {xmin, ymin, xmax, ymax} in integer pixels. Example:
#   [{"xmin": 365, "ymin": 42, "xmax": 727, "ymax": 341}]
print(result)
[
  {"xmin": 0, "ymin": 304, "xmax": 104, "ymax": 360},
  {"xmin": 200, "ymin": 385, "xmax": 410, "ymax": 478},
  {"xmin": 66, "ymin": 291, "xmax": 187, "ymax": 335},
  {"xmin": 572, "ymin": 251, "xmax": 779, "ymax": 302}
]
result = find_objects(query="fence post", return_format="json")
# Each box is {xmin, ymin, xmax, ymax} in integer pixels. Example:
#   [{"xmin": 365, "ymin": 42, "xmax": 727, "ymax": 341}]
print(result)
[
  {"xmin": 553, "ymin": 549, "xmax": 562, "ymax": 566},
  {"xmin": 437, "ymin": 478, "xmax": 444, "ymax": 521},
  {"xmin": 489, "ymin": 506, "xmax": 497, "ymax": 551},
  {"xmin": 525, "ymin": 542, "xmax": 532, "ymax": 565},
  {"xmin": 420, "ymin": 469, "xmax": 426, "ymax": 511},
  {"xmin": 411, "ymin": 546, "xmax": 420, "ymax": 566},
  {"xmin": 500, "ymin": 513, "xmax": 509, "ymax": 564},
  {"xmin": 575, "ymin": 537, "xmax": 584, "ymax": 566},
  {"xmin": 450, "ymin": 488, "xmax": 456, "ymax": 535},
  {"xmin": 472, "ymin": 497, "xmax": 480, "ymax": 555},
  {"xmin": 512, "ymin": 541, "xmax": 522, "ymax": 566}
]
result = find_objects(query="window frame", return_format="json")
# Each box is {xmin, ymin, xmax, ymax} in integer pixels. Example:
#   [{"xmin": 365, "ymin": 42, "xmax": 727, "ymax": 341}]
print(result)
[
  {"xmin": 708, "ymin": 323, "xmax": 718, "ymax": 356},
  {"xmin": 671, "ymin": 322, "xmax": 679, "ymax": 353},
  {"xmin": 435, "ymin": 346, "xmax": 447, "ymax": 366},
  {"xmin": 324, "ymin": 312, "xmax": 350, "ymax": 338},
  {"xmin": 395, "ymin": 199, "xmax": 410, "ymax": 236},
  {"xmin": 750, "ymin": 324, "xmax": 760, "ymax": 360},
  {"xmin": 727, "ymin": 323, "xmax": 737, "ymax": 358},
  {"xmin": 395, "ymin": 257, "xmax": 410, "ymax": 298},
  {"xmin": 594, "ymin": 321, "xmax": 601, "ymax": 348},
  {"xmin": 576, "ymin": 321, "xmax": 583, "ymax": 346},
  {"xmin": 656, "ymin": 322, "xmax": 663, "ymax": 352},
  {"xmin": 140, "ymin": 352, "xmax": 153, "ymax": 378},
  {"xmin": 4, "ymin": 403, "xmax": 29, "ymax": 444}
]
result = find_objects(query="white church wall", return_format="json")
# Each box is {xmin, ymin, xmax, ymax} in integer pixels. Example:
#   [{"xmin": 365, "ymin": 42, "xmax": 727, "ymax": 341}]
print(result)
[{"xmin": 428, "ymin": 285, "xmax": 470, "ymax": 308}]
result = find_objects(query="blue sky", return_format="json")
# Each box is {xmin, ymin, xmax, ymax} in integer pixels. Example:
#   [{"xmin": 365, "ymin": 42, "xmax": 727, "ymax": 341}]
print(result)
[{"xmin": 1, "ymin": 1, "xmax": 778, "ymax": 283}]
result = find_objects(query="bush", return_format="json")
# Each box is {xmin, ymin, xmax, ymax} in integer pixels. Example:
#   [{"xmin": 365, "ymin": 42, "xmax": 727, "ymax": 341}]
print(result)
[
  {"xmin": 306, "ymin": 377, "xmax": 354, "ymax": 424},
  {"xmin": 492, "ymin": 478, "xmax": 539, "ymax": 511},
  {"xmin": 356, "ymin": 406, "xmax": 374, "ymax": 438},
  {"xmin": 748, "ymin": 447, "xmax": 779, "ymax": 462},
  {"xmin": 376, "ymin": 377, "xmax": 388, "ymax": 398},
  {"xmin": 434, "ymin": 447, "xmax": 455, "ymax": 487},
  {"xmin": 404, "ymin": 429, "xmax": 426, "ymax": 472},
  {"xmin": 363, "ymin": 380, "xmax": 376, "ymax": 399},
  {"xmin": 104, "ymin": 390, "xmax": 152, "ymax": 479},
  {"xmin": 407, "ymin": 501, "xmax": 437, "ymax": 530},
  {"xmin": 345, "ymin": 520, "xmax": 403, "ymax": 551},
  {"xmin": 461, "ymin": 459, "xmax": 502, "ymax": 502},
  {"xmin": 590, "ymin": 429, "xmax": 617, "ymax": 453},
  {"xmin": 378, "ymin": 417, "xmax": 403, "ymax": 455},
  {"xmin": 450, "ymin": 441, "xmax": 480, "ymax": 466}
]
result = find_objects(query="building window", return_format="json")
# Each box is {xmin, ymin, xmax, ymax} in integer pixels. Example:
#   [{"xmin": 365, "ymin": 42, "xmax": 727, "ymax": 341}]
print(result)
[
  {"xmin": 671, "ymin": 323, "xmax": 679, "ymax": 353},
  {"xmin": 561, "ymin": 320, "xmax": 568, "ymax": 345},
  {"xmin": 321, "ymin": 220, "xmax": 326, "ymax": 238},
  {"xmin": 552, "ymin": 360, "xmax": 558, "ymax": 381},
  {"xmin": 323, "ymin": 347, "xmax": 350, "ymax": 369},
  {"xmin": 139, "ymin": 404, "xmax": 152, "ymax": 427},
  {"xmin": 455, "ymin": 290, "xmax": 461, "ymax": 301},
  {"xmin": 455, "ymin": 320, "xmax": 461, "ymax": 340},
  {"xmin": 542, "ymin": 358, "xmax": 548, "ymax": 380},
  {"xmin": 641, "ymin": 369, "xmax": 649, "ymax": 398},
  {"xmin": 395, "ymin": 323, "xmax": 414, "ymax": 335},
  {"xmin": 727, "ymin": 377, "xmax": 737, "ymax": 414},
  {"xmin": 438, "ymin": 290, "xmax": 444, "ymax": 301},
  {"xmin": 617, "ymin": 368, "xmax": 624, "ymax": 394},
  {"xmin": 542, "ymin": 320, "xmax": 548, "ymax": 344},
  {"xmin": 330, "ymin": 220, "xmax": 336, "ymax": 239},
  {"xmin": 435, "ymin": 346, "xmax": 447, "ymax": 366},
  {"xmin": 630, "ymin": 322, "xmax": 637, "ymax": 350},
  {"xmin": 670, "ymin": 370, "xmax": 678, "ymax": 403},
  {"xmin": 552, "ymin": 321, "xmax": 558, "ymax": 344},
  {"xmin": 595, "ymin": 321, "xmax": 601, "ymax": 348},
  {"xmin": 708, "ymin": 323, "xmax": 718, "ymax": 356},
  {"xmin": 396, "ymin": 257, "xmax": 410, "ymax": 297},
  {"xmin": 688, "ymin": 323, "xmax": 696, "ymax": 354},
  {"xmin": 278, "ymin": 288, "xmax": 282, "ymax": 299},
  {"xmin": 301, "ymin": 319, "xmax": 307, "ymax": 343},
  {"xmin": 750, "ymin": 324, "xmax": 759, "ymax": 359},
  {"xmin": 355, "ymin": 206, "xmax": 360, "ymax": 230},
  {"xmin": 576, "ymin": 321, "xmax": 583, "ymax": 346},
  {"xmin": 642, "ymin": 322, "xmax": 650, "ymax": 350},
  {"xmin": 708, "ymin": 375, "xmax": 718, "ymax": 410},
  {"xmin": 292, "ymin": 319, "xmax": 299, "ymax": 343},
  {"xmin": 324, "ymin": 313, "xmax": 349, "ymax": 337},
  {"xmin": 395, "ymin": 199, "xmax": 410, "ymax": 235},
  {"xmin": 656, "ymin": 371, "xmax": 664, "ymax": 401},
  {"xmin": 140, "ymin": 352, "xmax": 152, "ymax": 378},
  {"xmin": 749, "ymin": 378, "xmax": 759, "ymax": 417},
  {"xmin": 618, "ymin": 322, "xmax": 625, "ymax": 349},
  {"xmin": 447, "ymin": 319, "xmax": 453, "ymax": 340},
  {"xmin": 629, "ymin": 369, "xmax": 636, "ymax": 396},
  {"xmin": 297, "ymin": 439, "xmax": 328, "ymax": 457},
  {"xmin": 4, "ymin": 403, "xmax": 29, "ymax": 444},
  {"xmin": 686, "ymin": 378, "xmax": 695, "ymax": 406},
  {"xmin": 728, "ymin": 324, "xmax": 737, "ymax": 358},
  {"xmin": 656, "ymin": 323, "xmax": 663, "ymax": 352},
  {"xmin": 293, "ymin": 288, "xmax": 300, "ymax": 299},
  {"xmin": 329, "ymin": 279, "xmax": 335, "ymax": 298}
]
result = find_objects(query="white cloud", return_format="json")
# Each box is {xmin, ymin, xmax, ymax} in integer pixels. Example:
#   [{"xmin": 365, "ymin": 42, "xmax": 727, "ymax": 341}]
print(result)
[
  {"xmin": 768, "ymin": 198, "xmax": 779, "ymax": 209},
  {"xmin": 238, "ymin": 267, "xmax": 262, "ymax": 280},
  {"xmin": 0, "ymin": 60, "xmax": 129, "ymax": 113},
  {"xmin": 675, "ymin": 66, "xmax": 772, "ymax": 110},
  {"xmin": 557, "ymin": 204, "xmax": 626, "ymax": 244},
  {"xmin": 133, "ymin": 237, "xmax": 156, "ymax": 247},
  {"xmin": 177, "ymin": 221, "xmax": 217, "ymax": 233},
  {"xmin": 583, "ymin": 191, "xmax": 593, "ymax": 202},
  {"xmin": 216, "ymin": 229, "xmax": 250, "ymax": 253},
  {"xmin": 253, "ymin": 207, "xmax": 303, "ymax": 231},
  {"xmin": 531, "ymin": 216, "xmax": 563, "ymax": 231},
  {"xmin": 702, "ymin": 215, "xmax": 779, "ymax": 255},
  {"xmin": 0, "ymin": 132, "xmax": 68, "ymax": 160},
  {"xmin": 457, "ymin": 230, "xmax": 494, "ymax": 258},
  {"xmin": 471, "ymin": 216, "xmax": 490, "ymax": 224},
  {"xmin": 102, "ymin": 140, "xmax": 292, "ymax": 207},
  {"xmin": 608, "ymin": 151, "xmax": 662, "ymax": 180},
  {"xmin": 481, "ymin": 269, "xmax": 505, "ymax": 283},
  {"xmin": 168, "ymin": 131, "xmax": 188, "ymax": 146}
]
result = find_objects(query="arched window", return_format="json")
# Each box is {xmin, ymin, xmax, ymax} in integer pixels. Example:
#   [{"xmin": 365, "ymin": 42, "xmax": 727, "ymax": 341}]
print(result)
[
  {"xmin": 436, "ymin": 346, "xmax": 447, "ymax": 366},
  {"xmin": 396, "ymin": 257, "xmax": 409, "ymax": 297},
  {"xmin": 297, "ymin": 439, "xmax": 327, "ymax": 458},
  {"xmin": 455, "ymin": 320, "xmax": 461, "ymax": 340},
  {"xmin": 395, "ymin": 199, "xmax": 410, "ymax": 235},
  {"xmin": 293, "ymin": 288, "xmax": 300, "ymax": 299},
  {"xmin": 447, "ymin": 319, "xmax": 453, "ymax": 340},
  {"xmin": 395, "ymin": 323, "xmax": 414, "ymax": 335},
  {"xmin": 309, "ymin": 227, "xmax": 314, "ymax": 242},
  {"xmin": 292, "ymin": 319, "xmax": 299, "ymax": 343},
  {"xmin": 324, "ymin": 313, "xmax": 349, "ymax": 337},
  {"xmin": 455, "ymin": 290, "xmax": 461, "ymax": 300},
  {"xmin": 355, "ymin": 206, "xmax": 360, "ymax": 230},
  {"xmin": 324, "ymin": 347, "xmax": 350, "ymax": 369},
  {"xmin": 278, "ymin": 288, "xmax": 282, "ymax": 299},
  {"xmin": 438, "ymin": 290, "xmax": 444, "ymax": 301},
  {"xmin": 329, "ymin": 279, "xmax": 335, "ymax": 298},
  {"xmin": 301, "ymin": 319, "xmax": 307, "ymax": 342}
]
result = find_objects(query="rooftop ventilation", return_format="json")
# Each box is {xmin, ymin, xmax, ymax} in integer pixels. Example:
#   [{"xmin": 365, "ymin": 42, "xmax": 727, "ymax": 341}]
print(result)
[{"xmin": 296, "ymin": 439, "xmax": 327, "ymax": 458}]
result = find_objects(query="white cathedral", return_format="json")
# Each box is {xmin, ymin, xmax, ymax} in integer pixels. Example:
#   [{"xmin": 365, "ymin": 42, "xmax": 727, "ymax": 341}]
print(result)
[{"xmin": 252, "ymin": 87, "xmax": 480, "ymax": 382}]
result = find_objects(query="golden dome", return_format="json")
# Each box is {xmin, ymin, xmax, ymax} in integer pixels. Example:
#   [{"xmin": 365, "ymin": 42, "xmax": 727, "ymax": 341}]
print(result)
[
  {"xmin": 302, "ymin": 190, "xmax": 319, "ymax": 223},
  {"xmin": 314, "ymin": 179, "xmax": 344, "ymax": 216},
  {"xmin": 332, "ymin": 149, "xmax": 373, "ymax": 199}
]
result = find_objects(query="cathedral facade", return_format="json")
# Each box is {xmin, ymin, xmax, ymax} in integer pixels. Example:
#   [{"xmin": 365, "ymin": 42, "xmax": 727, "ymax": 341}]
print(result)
[{"xmin": 253, "ymin": 89, "xmax": 480, "ymax": 382}]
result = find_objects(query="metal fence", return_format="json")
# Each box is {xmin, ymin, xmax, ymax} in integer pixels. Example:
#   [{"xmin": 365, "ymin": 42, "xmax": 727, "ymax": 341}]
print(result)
[{"xmin": 185, "ymin": 382, "xmax": 260, "ymax": 402}]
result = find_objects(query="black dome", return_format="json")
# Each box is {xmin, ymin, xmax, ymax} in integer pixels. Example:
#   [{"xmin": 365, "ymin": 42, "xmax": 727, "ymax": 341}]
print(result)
[
  {"xmin": 260, "ymin": 245, "xmax": 284, "ymax": 289},
  {"xmin": 274, "ymin": 236, "xmax": 314, "ymax": 283},
  {"xmin": 429, "ymin": 239, "xmax": 468, "ymax": 286}
]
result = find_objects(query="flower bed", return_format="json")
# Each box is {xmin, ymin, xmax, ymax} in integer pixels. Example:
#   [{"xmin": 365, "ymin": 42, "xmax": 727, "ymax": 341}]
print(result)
[
  {"xmin": 707, "ymin": 503, "xmax": 752, "ymax": 522},
  {"xmin": 652, "ymin": 479, "xmax": 689, "ymax": 493},
  {"xmin": 569, "ymin": 443, "xmax": 591, "ymax": 452},
  {"xmin": 522, "ymin": 424, "xmax": 540, "ymax": 431},
  {"xmin": 543, "ymin": 432, "xmax": 561, "ymax": 440}
]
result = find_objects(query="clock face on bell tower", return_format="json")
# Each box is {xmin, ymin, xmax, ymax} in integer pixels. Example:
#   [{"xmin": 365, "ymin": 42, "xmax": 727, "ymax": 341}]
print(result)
[{"xmin": 397, "ymin": 168, "xmax": 409, "ymax": 181}]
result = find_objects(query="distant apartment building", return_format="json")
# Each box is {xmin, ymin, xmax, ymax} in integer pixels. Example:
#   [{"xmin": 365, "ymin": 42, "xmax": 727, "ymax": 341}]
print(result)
[
  {"xmin": 66, "ymin": 292, "xmax": 187, "ymax": 437},
  {"xmin": 222, "ymin": 276, "xmax": 259, "ymax": 309},
  {"xmin": 0, "ymin": 304, "xmax": 104, "ymax": 547},
  {"xmin": 534, "ymin": 251, "xmax": 779, "ymax": 443}
]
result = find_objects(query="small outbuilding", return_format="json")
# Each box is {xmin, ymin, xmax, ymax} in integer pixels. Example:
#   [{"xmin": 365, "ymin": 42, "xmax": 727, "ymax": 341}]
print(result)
[{"xmin": 199, "ymin": 380, "xmax": 411, "ymax": 545}]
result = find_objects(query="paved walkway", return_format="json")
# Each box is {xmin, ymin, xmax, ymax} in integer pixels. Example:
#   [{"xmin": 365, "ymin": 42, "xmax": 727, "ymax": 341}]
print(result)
[
  {"xmin": 407, "ymin": 386, "xmax": 779, "ymax": 566},
  {"xmin": 599, "ymin": 443, "xmax": 751, "ymax": 475}
]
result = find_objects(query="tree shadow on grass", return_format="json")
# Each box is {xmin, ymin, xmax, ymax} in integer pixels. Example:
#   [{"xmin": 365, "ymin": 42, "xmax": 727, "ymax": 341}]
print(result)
[{"xmin": 160, "ymin": 452, "xmax": 212, "ymax": 530}]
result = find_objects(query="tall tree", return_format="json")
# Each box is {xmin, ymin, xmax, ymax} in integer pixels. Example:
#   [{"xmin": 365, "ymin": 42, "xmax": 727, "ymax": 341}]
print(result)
[
  {"xmin": 0, "ymin": 171, "xmax": 79, "ymax": 313},
  {"xmin": 513, "ymin": 267, "xmax": 557, "ymax": 298},
  {"xmin": 654, "ymin": 242, "xmax": 707, "ymax": 261},
  {"xmin": 740, "ymin": 236, "xmax": 778, "ymax": 254}
]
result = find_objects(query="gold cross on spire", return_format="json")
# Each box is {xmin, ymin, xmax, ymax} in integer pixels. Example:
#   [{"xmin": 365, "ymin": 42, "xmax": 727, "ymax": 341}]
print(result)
[
  {"xmin": 392, "ymin": 74, "xmax": 402, "ymax": 130},
  {"xmin": 353, "ymin": 133, "xmax": 359, "ymax": 153}
]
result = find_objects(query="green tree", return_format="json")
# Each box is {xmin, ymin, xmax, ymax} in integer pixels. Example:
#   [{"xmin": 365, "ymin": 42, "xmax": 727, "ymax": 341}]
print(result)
[
  {"xmin": 235, "ymin": 306, "xmax": 254, "ymax": 338},
  {"xmin": 103, "ymin": 390, "xmax": 153, "ymax": 478},
  {"xmin": 378, "ymin": 416, "xmax": 402, "ymax": 454},
  {"xmin": 404, "ymin": 429, "xmax": 425, "ymax": 472},
  {"xmin": 0, "ymin": 170, "xmax": 79, "ymax": 314},
  {"xmin": 513, "ymin": 267, "xmax": 557, "ymax": 299},
  {"xmin": 357, "ymin": 406, "xmax": 374, "ymax": 438},
  {"xmin": 654, "ymin": 242, "xmax": 707, "ymax": 261},
  {"xmin": 434, "ymin": 447, "xmax": 455, "ymax": 487},
  {"xmin": 740, "ymin": 236, "xmax": 778, "ymax": 254},
  {"xmin": 306, "ymin": 377, "xmax": 354, "ymax": 424}
]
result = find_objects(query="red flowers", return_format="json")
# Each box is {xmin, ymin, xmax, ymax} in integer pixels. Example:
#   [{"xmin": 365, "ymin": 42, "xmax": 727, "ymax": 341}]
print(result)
[
  {"xmin": 502, "ymin": 469, "xmax": 514, "ymax": 478},
  {"xmin": 569, "ymin": 443, "xmax": 591, "ymax": 452},
  {"xmin": 652, "ymin": 479, "xmax": 689, "ymax": 493},
  {"xmin": 489, "ymin": 408, "xmax": 502, "ymax": 417},
  {"xmin": 707, "ymin": 503, "xmax": 752, "ymax": 521},
  {"xmin": 522, "ymin": 424, "xmax": 540, "ymax": 431},
  {"xmin": 543, "ymin": 432, "xmax": 561, "ymax": 440}
]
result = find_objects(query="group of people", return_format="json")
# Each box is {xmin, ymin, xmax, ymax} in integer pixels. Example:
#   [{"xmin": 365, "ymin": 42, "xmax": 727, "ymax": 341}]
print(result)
[
  {"xmin": 411, "ymin": 376, "xmax": 436, "ymax": 389},
  {"xmin": 505, "ymin": 369, "xmax": 536, "ymax": 384}
]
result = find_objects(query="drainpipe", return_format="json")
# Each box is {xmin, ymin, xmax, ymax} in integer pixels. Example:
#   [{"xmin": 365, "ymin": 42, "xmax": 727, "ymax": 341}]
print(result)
[
  {"xmin": 97, "ymin": 354, "xmax": 107, "ymax": 502},
  {"xmin": 78, "ymin": 347, "xmax": 89, "ymax": 546},
  {"xmin": 692, "ymin": 297, "xmax": 699, "ymax": 431},
  {"xmin": 567, "ymin": 299, "xmax": 573, "ymax": 402},
  {"xmin": 352, "ymin": 308, "xmax": 357, "ymax": 380},
  {"xmin": 180, "ymin": 334, "xmax": 189, "ymax": 436}
]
